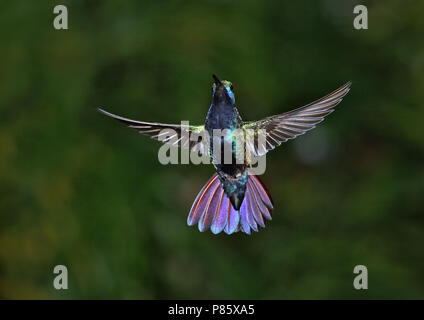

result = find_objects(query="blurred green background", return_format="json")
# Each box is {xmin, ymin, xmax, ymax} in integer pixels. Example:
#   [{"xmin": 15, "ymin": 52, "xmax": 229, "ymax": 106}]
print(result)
[{"xmin": 0, "ymin": 0, "xmax": 423, "ymax": 299}]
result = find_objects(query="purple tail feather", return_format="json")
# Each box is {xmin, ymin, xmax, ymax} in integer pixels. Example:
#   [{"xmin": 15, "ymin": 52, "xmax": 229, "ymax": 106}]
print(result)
[{"xmin": 187, "ymin": 174, "xmax": 273, "ymax": 235}]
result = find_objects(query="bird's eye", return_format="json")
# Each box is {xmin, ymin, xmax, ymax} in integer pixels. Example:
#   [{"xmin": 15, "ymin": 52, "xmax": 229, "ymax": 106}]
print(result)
[{"xmin": 230, "ymin": 84, "xmax": 234, "ymax": 91}]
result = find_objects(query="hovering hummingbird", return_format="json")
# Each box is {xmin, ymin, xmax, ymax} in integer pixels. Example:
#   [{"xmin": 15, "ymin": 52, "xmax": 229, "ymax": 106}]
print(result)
[{"xmin": 97, "ymin": 75, "xmax": 351, "ymax": 235}]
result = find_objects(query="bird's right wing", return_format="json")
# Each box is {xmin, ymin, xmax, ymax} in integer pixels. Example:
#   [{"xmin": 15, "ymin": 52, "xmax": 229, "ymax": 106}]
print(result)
[
  {"xmin": 97, "ymin": 108, "xmax": 208, "ymax": 154},
  {"xmin": 243, "ymin": 82, "xmax": 351, "ymax": 156}
]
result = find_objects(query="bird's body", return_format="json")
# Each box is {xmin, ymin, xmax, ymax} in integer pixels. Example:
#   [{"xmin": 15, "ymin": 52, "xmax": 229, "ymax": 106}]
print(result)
[
  {"xmin": 205, "ymin": 76, "xmax": 248, "ymax": 210},
  {"xmin": 97, "ymin": 75, "xmax": 351, "ymax": 235}
]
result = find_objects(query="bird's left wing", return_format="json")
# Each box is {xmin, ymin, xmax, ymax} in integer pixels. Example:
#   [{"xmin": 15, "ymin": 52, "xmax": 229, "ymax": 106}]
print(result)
[
  {"xmin": 243, "ymin": 82, "xmax": 351, "ymax": 156},
  {"xmin": 97, "ymin": 108, "xmax": 207, "ymax": 154}
]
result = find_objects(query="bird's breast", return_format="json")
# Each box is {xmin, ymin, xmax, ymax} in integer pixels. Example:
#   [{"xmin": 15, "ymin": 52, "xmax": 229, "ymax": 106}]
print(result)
[{"xmin": 205, "ymin": 103, "xmax": 240, "ymax": 131}]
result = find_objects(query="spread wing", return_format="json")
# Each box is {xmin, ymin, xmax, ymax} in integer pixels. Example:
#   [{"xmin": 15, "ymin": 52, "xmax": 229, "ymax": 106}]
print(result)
[
  {"xmin": 97, "ymin": 108, "xmax": 207, "ymax": 154},
  {"xmin": 243, "ymin": 82, "xmax": 351, "ymax": 156}
]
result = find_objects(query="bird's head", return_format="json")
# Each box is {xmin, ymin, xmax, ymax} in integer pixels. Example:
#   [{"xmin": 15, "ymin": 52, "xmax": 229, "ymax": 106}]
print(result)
[{"xmin": 211, "ymin": 74, "xmax": 235, "ymax": 105}]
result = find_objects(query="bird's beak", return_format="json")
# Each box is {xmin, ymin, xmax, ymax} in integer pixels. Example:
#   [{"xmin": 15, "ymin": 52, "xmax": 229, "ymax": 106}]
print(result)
[{"xmin": 212, "ymin": 74, "xmax": 222, "ymax": 86}]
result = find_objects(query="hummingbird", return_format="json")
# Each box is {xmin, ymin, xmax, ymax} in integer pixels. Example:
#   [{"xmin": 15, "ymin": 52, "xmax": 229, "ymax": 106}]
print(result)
[{"xmin": 97, "ymin": 75, "xmax": 351, "ymax": 235}]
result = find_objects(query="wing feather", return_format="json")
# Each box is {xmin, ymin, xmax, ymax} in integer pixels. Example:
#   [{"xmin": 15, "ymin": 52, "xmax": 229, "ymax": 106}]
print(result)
[
  {"xmin": 244, "ymin": 82, "xmax": 351, "ymax": 156},
  {"xmin": 97, "ymin": 108, "xmax": 207, "ymax": 154}
]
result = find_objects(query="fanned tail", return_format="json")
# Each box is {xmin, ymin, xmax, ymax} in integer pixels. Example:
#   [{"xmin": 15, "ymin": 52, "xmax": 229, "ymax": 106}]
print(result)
[{"xmin": 187, "ymin": 174, "xmax": 273, "ymax": 235}]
